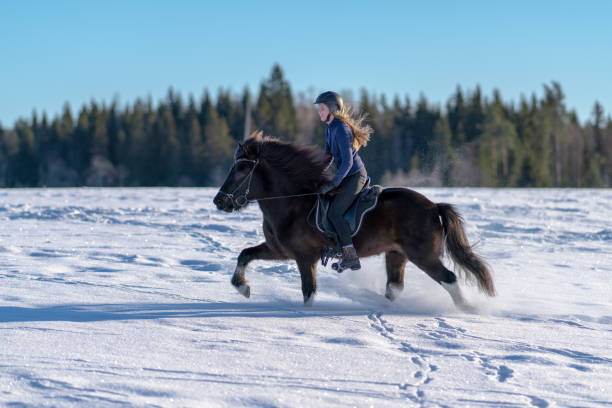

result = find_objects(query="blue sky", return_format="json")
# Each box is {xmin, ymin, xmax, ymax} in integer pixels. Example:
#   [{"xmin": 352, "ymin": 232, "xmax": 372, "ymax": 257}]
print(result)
[{"xmin": 1, "ymin": 0, "xmax": 611, "ymax": 127}]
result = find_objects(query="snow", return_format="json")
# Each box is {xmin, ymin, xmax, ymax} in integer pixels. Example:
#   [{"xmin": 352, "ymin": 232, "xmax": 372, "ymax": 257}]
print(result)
[{"xmin": 0, "ymin": 187, "xmax": 611, "ymax": 407}]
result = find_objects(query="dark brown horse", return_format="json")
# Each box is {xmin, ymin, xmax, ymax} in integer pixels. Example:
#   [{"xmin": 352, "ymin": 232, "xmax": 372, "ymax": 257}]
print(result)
[{"xmin": 213, "ymin": 132, "xmax": 495, "ymax": 310}]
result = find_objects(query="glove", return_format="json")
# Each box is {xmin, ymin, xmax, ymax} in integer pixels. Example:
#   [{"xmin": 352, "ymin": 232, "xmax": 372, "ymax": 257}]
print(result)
[{"xmin": 318, "ymin": 182, "xmax": 336, "ymax": 195}]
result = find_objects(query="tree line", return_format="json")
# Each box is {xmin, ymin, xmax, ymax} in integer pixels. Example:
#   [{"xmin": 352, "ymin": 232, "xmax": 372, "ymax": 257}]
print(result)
[{"xmin": 1, "ymin": 64, "xmax": 610, "ymax": 187}]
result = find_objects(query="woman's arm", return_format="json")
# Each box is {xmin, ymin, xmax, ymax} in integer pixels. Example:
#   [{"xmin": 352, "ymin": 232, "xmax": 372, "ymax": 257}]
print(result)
[{"xmin": 332, "ymin": 124, "xmax": 354, "ymax": 187}]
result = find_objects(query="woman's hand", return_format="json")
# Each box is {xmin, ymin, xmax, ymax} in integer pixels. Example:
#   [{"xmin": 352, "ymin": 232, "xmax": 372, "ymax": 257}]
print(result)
[{"xmin": 318, "ymin": 182, "xmax": 336, "ymax": 195}]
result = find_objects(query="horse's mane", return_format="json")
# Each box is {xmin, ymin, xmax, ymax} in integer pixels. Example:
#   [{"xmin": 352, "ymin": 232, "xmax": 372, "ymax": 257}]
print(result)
[{"xmin": 244, "ymin": 136, "xmax": 332, "ymax": 191}]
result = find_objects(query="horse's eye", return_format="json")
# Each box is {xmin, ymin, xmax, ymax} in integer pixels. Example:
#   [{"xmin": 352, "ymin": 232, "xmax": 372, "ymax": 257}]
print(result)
[{"xmin": 235, "ymin": 162, "xmax": 251, "ymax": 173}]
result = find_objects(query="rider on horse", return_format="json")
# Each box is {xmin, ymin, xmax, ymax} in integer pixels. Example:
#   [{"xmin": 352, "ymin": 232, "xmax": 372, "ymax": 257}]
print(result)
[{"xmin": 314, "ymin": 91, "xmax": 373, "ymax": 271}]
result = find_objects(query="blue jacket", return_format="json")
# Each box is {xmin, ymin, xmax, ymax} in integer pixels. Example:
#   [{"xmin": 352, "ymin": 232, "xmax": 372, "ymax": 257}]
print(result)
[{"xmin": 325, "ymin": 118, "xmax": 365, "ymax": 187}]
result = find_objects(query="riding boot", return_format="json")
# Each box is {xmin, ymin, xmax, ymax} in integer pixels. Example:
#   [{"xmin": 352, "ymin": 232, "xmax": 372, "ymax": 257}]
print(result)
[{"xmin": 333, "ymin": 246, "xmax": 361, "ymax": 272}]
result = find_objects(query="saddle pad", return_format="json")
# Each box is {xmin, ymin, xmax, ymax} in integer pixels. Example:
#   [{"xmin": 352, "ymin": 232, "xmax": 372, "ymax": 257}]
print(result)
[{"xmin": 316, "ymin": 185, "xmax": 383, "ymax": 238}]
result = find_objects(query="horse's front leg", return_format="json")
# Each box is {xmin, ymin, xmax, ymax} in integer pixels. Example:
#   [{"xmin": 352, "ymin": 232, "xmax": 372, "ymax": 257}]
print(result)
[
  {"xmin": 296, "ymin": 257, "xmax": 318, "ymax": 306},
  {"xmin": 232, "ymin": 242, "xmax": 280, "ymax": 298}
]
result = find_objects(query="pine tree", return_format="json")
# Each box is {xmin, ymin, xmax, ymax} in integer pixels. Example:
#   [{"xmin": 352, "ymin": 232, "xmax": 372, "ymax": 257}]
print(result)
[
  {"xmin": 183, "ymin": 96, "xmax": 206, "ymax": 184},
  {"xmin": 58, "ymin": 103, "xmax": 74, "ymax": 163},
  {"xmin": 167, "ymin": 87, "xmax": 184, "ymax": 132},
  {"xmin": 124, "ymin": 99, "xmax": 148, "ymax": 185},
  {"xmin": 521, "ymin": 90, "xmax": 554, "ymax": 186},
  {"xmin": 605, "ymin": 117, "xmax": 612, "ymax": 184},
  {"xmin": 202, "ymin": 101, "xmax": 233, "ymax": 185},
  {"xmin": 152, "ymin": 104, "xmax": 180, "ymax": 185},
  {"xmin": 89, "ymin": 102, "xmax": 109, "ymax": 159},
  {"xmin": 38, "ymin": 112, "xmax": 50, "ymax": 155},
  {"xmin": 376, "ymin": 94, "xmax": 394, "ymax": 174},
  {"xmin": 107, "ymin": 101, "xmax": 121, "ymax": 165},
  {"xmin": 447, "ymin": 85, "xmax": 467, "ymax": 146},
  {"xmin": 357, "ymin": 90, "xmax": 384, "ymax": 181},
  {"xmin": 541, "ymin": 82, "xmax": 567, "ymax": 186},
  {"xmin": 216, "ymin": 88, "xmax": 245, "ymax": 143},
  {"xmin": 241, "ymin": 87, "xmax": 255, "ymax": 141},
  {"xmin": 465, "ymin": 85, "xmax": 484, "ymax": 143},
  {"xmin": 590, "ymin": 101, "xmax": 608, "ymax": 185},
  {"xmin": 295, "ymin": 90, "xmax": 320, "ymax": 145},
  {"xmin": 254, "ymin": 64, "xmax": 298, "ymax": 140},
  {"xmin": 74, "ymin": 106, "xmax": 91, "ymax": 176},
  {"xmin": 431, "ymin": 116, "xmax": 454, "ymax": 184},
  {"xmin": 398, "ymin": 96, "xmax": 413, "ymax": 173},
  {"xmin": 413, "ymin": 94, "xmax": 440, "ymax": 173},
  {"xmin": 389, "ymin": 95, "xmax": 409, "ymax": 174},
  {"xmin": 478, "ymin": 101, "xmax": 522, "ymax": 186},
  {"xmin": 13, "ymin": 120, "xmax": 39, "ymax": 186},
  {"xmin": 199, "ymin": 91, "xmax": 213, "ymax": 132}
]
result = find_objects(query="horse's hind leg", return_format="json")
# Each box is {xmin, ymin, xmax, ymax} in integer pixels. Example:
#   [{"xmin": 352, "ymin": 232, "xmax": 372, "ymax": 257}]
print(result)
[
  {"xmin": 385, "ymin": 250, "xmax": 407, "ymax": 301},
  {"xmin": 232, "ymin": 242, "xmax": 280, "ymax": 298},
  {"xmin": 412, "ymin": 257, "xmax": 473, "ymax": 311}
]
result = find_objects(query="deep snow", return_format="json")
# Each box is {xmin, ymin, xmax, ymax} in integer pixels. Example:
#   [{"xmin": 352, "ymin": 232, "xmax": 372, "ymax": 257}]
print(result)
[{"xmin": 0, "ymin": 187, "xmax": 610, "ymax": 407}]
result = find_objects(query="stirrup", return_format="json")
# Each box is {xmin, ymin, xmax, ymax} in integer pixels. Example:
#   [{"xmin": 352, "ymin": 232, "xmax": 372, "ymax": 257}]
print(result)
[
  {"xmin": 331, "ymin": 259, "xmax": 361, "ymax": 272},
  {"xmin": 321, "ymin": 246, "xmax": 343, "ymax": 266}
]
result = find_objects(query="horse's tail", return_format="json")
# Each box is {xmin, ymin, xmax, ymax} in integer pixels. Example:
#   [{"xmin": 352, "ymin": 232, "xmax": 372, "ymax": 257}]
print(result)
[{"xmin": 437, "ymin": 203, "xmax": 496, "ymax": 297}]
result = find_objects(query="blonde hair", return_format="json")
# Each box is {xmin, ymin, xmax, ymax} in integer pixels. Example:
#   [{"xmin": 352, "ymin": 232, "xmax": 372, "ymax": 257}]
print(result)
[{"xmin": 333, "ymin": 104, "xmax": 373, "ymax": 151}]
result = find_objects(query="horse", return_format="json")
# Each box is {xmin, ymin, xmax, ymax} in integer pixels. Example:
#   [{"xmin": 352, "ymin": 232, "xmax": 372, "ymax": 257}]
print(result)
[{"xmin": 213, "ymin": 132, "xmax": 495, "ymax": 310}]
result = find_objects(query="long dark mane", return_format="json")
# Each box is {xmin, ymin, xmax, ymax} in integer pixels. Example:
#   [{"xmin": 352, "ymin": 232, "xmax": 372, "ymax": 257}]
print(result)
[{"xmin": 244, "ymin": 137, "xmax": 332, "ymax": 191}]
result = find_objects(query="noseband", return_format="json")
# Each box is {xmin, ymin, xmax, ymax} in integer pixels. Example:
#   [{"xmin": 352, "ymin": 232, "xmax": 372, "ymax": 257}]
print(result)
[{"xmin": 218, "ymin": 158, "xmax": 259, "ymax": 209}]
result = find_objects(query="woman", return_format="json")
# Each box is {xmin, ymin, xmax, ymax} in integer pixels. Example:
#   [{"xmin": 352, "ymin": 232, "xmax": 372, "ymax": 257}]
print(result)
[{"xmin": 315, "ymin": 91, "xmax": 373, "ymax": 271}]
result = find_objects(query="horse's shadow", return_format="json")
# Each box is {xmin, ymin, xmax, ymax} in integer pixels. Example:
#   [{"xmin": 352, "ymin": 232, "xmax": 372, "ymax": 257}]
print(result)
[{"xmin": 0, "ymin": 300, "xmax": 385, "ymax": 323}]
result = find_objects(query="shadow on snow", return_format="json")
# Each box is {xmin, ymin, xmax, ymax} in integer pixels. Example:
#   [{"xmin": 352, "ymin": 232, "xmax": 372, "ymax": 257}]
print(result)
[{"xmin": 0, "ymin": 300, "xmax": 417, "ymax": 323}]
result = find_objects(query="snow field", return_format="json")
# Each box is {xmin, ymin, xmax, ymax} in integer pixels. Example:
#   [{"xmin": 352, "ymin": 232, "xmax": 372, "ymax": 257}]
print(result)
[{"xmin": 0, "ymin": 188, "xmax": 610, "ymax": 407}]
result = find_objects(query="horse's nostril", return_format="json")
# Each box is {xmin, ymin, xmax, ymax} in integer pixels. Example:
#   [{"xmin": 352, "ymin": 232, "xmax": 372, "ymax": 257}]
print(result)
[
  {"xmin": 214, "ymin": 194, "xmax": 232, "ymax": 212},
  {"xmin": 214, "ymin": 197, "xmax": 223, "ymax": 210}
]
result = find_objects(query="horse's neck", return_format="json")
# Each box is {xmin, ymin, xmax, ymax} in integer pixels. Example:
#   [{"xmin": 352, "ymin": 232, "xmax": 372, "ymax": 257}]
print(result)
[
  {"xmin": 261, "ymin": 157, "xmax": 323, "ymax": 194},
  {"xmin": 257, "ymin": 196, "xmax": 316, "ymax": 226},
  {"xmin": 255, "ymin": 162, "xmax": 319, "ymax": 222}
]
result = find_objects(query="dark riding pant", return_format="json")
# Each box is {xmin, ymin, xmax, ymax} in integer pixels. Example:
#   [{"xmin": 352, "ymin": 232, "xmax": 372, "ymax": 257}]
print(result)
[{"xmin": 328, "ymin": 167, "xmax": 368, "ymax": 247}]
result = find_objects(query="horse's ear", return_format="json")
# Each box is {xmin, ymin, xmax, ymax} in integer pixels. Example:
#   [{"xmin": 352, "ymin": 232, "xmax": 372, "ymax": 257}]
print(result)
[
  {"xmin": 234, "ymin": 142, "xmax": 245, "ymax": 159},
  {"xmin": 249, "ymin": 130, "xmax": 263, "ymax": 141}
]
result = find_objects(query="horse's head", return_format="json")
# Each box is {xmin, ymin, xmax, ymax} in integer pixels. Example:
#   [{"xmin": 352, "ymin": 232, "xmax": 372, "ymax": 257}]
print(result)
[
  {"xmin": 214, "ymin": 130, "xmax": 334, "ymax": 212},
  {"xmin": 213, "ymin": 131, "xmax": 264, "ymax": 212}
]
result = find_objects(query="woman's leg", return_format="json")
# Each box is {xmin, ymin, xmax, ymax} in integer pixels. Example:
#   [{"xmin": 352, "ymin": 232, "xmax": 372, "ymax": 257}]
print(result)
[{"xmin": 328, "ymin": 168, "xmax": 367, "ymax": 247}]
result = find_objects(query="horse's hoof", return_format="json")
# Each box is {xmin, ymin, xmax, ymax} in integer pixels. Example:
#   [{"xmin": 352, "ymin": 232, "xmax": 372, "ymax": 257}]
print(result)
[
  {"xmin": 441, "ymin": 282, "xmax": 476, "ymax": 313},
  {"xmin": 456, "ymin": 301, "xmax": 477, "ymax": 314},
  {"xmin": 303, "ymin": 294, "xmax": 315, "ymax": 307},
  {"xmin": 236, "ymin": 284, "xmax": 250, "ymax": 298},
  {"xmin": 385, "ymin": 284, "xmax": 403, "ymax": 301}
]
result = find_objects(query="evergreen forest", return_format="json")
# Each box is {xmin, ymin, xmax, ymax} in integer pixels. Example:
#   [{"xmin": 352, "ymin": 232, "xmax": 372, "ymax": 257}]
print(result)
[{"xmin": 1, "ymin": 64, "xmax": 610, "ymax": 188}]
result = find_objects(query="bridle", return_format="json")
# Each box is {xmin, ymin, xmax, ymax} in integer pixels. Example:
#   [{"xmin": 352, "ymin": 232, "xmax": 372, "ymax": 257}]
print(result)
[
  {"xmin": 217, "ymin": 158, "xmax": 260, "ymax": 208},
  {"xmin": 217, "ymin": 156, "xmax": 321, "ymax": 209}
]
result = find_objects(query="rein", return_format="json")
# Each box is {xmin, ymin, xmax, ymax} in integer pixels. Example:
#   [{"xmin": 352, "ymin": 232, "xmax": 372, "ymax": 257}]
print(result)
[{"xmin": 248, "ymin": 192, "xmax": 319, "ymax": 203}]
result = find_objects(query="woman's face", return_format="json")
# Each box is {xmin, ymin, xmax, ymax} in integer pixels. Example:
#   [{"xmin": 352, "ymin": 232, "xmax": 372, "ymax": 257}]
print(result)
[{"xmin": 317, "ymin": 103, "xmax": 330, "ymax": 122}]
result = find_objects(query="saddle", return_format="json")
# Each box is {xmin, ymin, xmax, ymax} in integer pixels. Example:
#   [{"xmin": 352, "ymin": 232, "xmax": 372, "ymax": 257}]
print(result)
[{"xmin": 315, "ymin": 178, "xmax": 383, "ymax": 266}]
